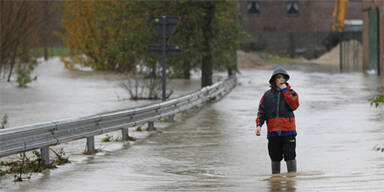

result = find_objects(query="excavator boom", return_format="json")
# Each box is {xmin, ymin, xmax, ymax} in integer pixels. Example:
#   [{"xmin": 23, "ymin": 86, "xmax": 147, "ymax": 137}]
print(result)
[{"xmin": 332, "ymin": 0, "xmax": 348, "ymax": 32}]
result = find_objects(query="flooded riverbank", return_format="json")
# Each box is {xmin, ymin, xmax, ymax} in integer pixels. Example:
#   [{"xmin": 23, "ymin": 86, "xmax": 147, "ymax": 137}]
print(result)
[
  {"xmin": 0, "ymin": 57, "xmax": 201, "ymax": 128},
  {"xmin": 1, "ymin": 59, "xmax": 384, "ymax": 191}
]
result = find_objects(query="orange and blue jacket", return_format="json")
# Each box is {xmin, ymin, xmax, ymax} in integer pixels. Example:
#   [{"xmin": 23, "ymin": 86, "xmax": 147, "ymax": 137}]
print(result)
[{"xmin": 256, "ymin": 84, "xmax": 299, "ymax": 138}]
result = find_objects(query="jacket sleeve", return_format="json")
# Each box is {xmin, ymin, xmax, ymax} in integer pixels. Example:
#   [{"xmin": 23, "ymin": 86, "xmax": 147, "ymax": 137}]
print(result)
[
  {"xmin": 282, "ymin": 88, "xmax": 299, "ymax": 111},
  {"xmin": 256, "ymin": 95, "xmax": 265, "ymax": 127}
]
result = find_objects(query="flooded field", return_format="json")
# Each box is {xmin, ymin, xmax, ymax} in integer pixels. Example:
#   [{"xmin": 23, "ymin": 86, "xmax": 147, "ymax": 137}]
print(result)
[
  {"xmin": 1, "ymin": 59, "xmax": 384, "ymax": 191},
  {"xmin": 0, "ymin": 57, "xmax": 201, "ymax": 127}
]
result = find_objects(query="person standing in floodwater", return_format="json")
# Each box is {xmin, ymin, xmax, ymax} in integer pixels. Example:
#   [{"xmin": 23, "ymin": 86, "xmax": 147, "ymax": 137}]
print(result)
[{"xmin": 255, "ymin": 67, "xmax": 299, "ymax": 174}]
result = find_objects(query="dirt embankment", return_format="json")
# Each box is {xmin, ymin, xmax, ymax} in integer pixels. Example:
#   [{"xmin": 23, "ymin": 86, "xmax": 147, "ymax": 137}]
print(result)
[
  {"xmin": 310, "ymin": 44, "xmax": 340, "ymax": 66},
  {"xmin": 237, "ymin": 45, "xmax": 340, "ymax": 69},
  {"xmin": 237, "ymin": 50, "xmax": 267, "ymax": 69}
]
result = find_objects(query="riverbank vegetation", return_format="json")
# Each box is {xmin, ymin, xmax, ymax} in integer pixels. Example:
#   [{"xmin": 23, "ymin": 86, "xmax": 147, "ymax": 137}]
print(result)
[
  {"xmin": 1, "ymin": 1, "xmax": 243, "ymax": 89},
  {"xmin": 0, "ymin": 148, "xmax": 70, "ymax": 182},
  {"xmin": 0, "ymin": 1, "xmax": 59, "ymax": 86},
  {"xmin": 56, "ymin": 1, "xmax": 243, "ymax": 88}
]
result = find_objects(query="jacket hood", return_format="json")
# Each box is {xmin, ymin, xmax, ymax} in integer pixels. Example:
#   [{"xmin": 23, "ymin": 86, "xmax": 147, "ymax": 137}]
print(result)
[{"xmin": 269, "ymin": 67, "xmax": 290, "ymax": 85}]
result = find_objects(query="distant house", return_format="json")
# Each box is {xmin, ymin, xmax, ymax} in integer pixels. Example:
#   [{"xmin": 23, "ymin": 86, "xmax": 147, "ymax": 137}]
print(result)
[{"xmin": 239, "ymin": 0, "xmax": 363, "ymax": 58}]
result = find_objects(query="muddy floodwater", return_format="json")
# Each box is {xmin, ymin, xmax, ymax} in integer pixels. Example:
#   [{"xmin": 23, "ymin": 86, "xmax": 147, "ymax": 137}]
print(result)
[{"xmin": 1, "ymin": 59, "xmax": 384, "ymax": 191}]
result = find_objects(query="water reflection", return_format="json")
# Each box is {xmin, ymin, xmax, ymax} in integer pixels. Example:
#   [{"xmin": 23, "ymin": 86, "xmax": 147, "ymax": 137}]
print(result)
[{"xmin": 265, "ymin": 174, "xmax": 296, "ymax": 192}]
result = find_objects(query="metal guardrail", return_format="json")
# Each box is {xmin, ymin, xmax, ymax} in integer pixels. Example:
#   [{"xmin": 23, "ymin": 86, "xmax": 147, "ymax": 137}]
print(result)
[{"xmin": 0, "ymin": 77, "xmax": 237, "ymax": 165}]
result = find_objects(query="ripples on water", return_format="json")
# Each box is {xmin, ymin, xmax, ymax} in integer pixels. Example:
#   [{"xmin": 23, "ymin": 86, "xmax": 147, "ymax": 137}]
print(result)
[{"xmin": 2, "ymin": 61, "xmax": 384, "ymax": 191}]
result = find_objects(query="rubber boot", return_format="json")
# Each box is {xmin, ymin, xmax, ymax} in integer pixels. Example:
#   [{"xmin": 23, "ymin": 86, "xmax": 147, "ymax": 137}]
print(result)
[
  {"xmin": 286, "ymin": 160, "xmax": 297, "ymax": 173},
  {"xmin": 271, "ymin": 161, "xmax": 281, "ymax": 174}
]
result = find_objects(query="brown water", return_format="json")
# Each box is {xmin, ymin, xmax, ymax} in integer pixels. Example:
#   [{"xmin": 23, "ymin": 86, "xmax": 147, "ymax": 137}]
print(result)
[
  {"xmin": 1, "ymin": 60, "xmax": 384, "ymax": 191},
  {"xmin": 0, "ymin": 57, "xmax": 200, "ymax": 127}
]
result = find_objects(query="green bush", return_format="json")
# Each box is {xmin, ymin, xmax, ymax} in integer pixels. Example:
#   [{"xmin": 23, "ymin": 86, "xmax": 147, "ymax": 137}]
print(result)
[
  {"xmin": 16, "ymin": 60, "xmax": 38, "ymax": 88},
  {"xmin": 370, "ymin": 95, "xmax": 384, "ymax": 108},
  {"xmin": 101, "ymin": 134, "xmax": 113, "ymax": 142}
]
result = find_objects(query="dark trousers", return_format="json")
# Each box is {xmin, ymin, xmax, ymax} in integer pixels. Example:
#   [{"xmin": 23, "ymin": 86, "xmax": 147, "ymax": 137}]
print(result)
[{"xmin": 268, "ymin": 135, "xmax": 296, "ymax": 162}]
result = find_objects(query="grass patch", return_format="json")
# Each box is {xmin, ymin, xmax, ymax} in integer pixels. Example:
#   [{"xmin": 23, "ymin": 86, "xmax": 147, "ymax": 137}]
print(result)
[
  {"xmin": 30, "ymin": 47, "xmax": 73, "ymax": 58},
  {"xmin": 101, "ymin": 134, "xmax": 113, "ymax": 142},
  {"xmin": 159, "ymin": 118, "xmax": 169, "ymax": 123},
  {"xmin": 1, "ymin": 114, "xmax": 8, "ymax": 129},
  {"xmin": 0, "ymin": 169, "xmax": 6, "ymax": 176},
  {"xmin": 265, "ymin": 56, "xmax": 294, "ymax": 63},
  {"xmin": 136, "ymin": 126, "xmax": 142, "ymax": 132}
]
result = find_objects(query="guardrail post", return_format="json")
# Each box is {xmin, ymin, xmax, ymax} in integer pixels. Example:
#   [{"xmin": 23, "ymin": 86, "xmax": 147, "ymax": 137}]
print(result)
[
  {"xmin": 40, "ymin": 146, "xmax": 50, "ymax": 167},
  {"xmin": 168, "ymin": 115, "xmax": 174, "ymax": 123},
  {"xmin": 86, "ymin": 136, "xmax": 95, "ymax": 153},
  {"xmin": 147, "ymin": 121, "xmax": 155, "ymax": 131},
  {"xmin": 122, "ymin": 128, "xmax": 129, "ymax": 140}
]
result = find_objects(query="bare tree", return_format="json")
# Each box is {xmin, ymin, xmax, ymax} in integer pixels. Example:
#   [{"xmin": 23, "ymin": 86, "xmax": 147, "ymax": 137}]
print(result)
[
  {"xmin": 119, "ymin": 64, "xmax": 174, "ymax": 100},
  {"xmin": 0, "ymin": 1, "xmax": 48, "ymax": 82}
]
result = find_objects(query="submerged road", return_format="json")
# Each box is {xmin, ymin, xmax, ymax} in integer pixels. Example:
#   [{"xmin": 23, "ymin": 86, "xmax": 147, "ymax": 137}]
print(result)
[{"xmin": 2, "ymin": 65, "xmax": 384, "ymax": 191}]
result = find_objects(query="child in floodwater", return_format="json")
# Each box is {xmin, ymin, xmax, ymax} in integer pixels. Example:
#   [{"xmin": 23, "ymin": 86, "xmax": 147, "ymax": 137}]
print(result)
[{"xmin": 256, "ymin": 67, "xmax": 299, "ymax": 174}]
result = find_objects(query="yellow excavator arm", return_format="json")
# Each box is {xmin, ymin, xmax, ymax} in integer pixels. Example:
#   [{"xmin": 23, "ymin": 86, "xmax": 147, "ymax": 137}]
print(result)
[{"xmin": 332, "ymin": 0, "xmax": 348, "ymax": 32}]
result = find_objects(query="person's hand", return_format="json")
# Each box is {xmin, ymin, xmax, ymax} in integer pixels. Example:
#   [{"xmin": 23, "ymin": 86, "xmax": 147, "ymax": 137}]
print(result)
[
  {"xmin": 256, "ymin": 126, "xmax": 261, "ymax": 136},
  {"xmin": 279, "ymin": 83, "xmax": 287, "ymax": 90}
]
